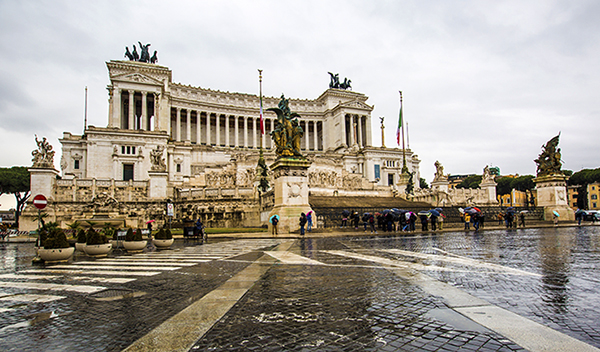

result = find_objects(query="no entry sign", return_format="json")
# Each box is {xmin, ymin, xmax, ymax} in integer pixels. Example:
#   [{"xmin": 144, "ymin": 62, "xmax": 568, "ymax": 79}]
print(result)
[{"xmin": 32, "ymin": 194, "xmax": 47, "ymax": 210}]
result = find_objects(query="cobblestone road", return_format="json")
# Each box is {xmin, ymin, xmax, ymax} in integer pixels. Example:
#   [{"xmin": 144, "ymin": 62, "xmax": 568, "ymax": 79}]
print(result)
[{"xmin": 0, "ymin": 226, "xmax": 599, "ymax": 351}]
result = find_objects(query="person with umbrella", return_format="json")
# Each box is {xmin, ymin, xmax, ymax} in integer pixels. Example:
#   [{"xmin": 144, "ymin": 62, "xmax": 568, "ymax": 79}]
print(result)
[
  {"xmin": 146, "ymin": 219, "xmax": 155, "ymax": 238},
  {"xmin": 341, "ymin": 210, "xmax": 349, "ymax": 228},
  {"xmin": 464, "ymin": 212, "xmax": 471, "ymax": 230},
  {"xmin": 270, "ymin": 214, "xmax": 279, "ymax": 236},
  {"xmin": 306, "ymin": 210, "xmax": 313, "ymax": 232}
]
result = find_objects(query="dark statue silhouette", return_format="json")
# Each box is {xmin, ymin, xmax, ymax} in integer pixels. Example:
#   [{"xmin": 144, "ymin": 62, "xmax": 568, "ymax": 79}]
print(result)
[{"xmin": 124, "ymin": 42, "xmax": 158, "ymax": 64}]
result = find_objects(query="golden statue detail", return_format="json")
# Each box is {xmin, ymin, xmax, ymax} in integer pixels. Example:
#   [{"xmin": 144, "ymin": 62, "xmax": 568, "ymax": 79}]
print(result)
[{"xmin": 268, "ymin": 94, "xmax": 304, "ymax": 158}]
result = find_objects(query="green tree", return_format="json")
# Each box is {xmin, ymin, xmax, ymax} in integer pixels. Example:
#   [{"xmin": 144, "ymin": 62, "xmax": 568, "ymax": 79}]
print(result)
[
  {"xmin": 456, "ymin": 175, "xmax": 482, "ymax": 189},
  {"xmin": 0, "ymin": 166, "xmax": 30, "ymax": 228},
  {"xmin": 495, "ymin": 175, "xmax": 535, "ymax": 197},
  {"xmin": 496, "ymin": 177, "xmax": 514, "ymax": 196},
  {"xmin": 419, "ymin": 177, "xmax": 429, "ymax": 189}
]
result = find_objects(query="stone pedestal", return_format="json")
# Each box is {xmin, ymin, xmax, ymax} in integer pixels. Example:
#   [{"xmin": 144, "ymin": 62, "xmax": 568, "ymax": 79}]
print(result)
[
  {"xmin": 148, "ymin": 171, "xmax": 168, "ymax": 199},
  {"xmin": 28, "ymin": 167, "xmax": 59, "ymax": 201},
  {"xmin": 480, "ymin": 180, "xmax": 499, "ymax": 205},
  {"xmin": 534, "ymin": 174, "xmax": 575, "ymax": 221},
  {"xmin": 268, "ymin": 158, "xmax": 314, "ymax": 234}
]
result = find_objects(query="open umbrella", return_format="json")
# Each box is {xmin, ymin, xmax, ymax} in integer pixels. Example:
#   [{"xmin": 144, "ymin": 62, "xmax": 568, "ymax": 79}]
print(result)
[
  {"xmin": 464, "ymin": 207, "xmax": 480, "ymax": 214},
  {"xmin": 269, "ymin": 214, "xmax": 280, "ymax": 222},
  {"xmin": 145, "ymin": 219, "xmax": 156, "ymax": 224},
  {"xmin": 519, "ymin": 210, "xmax": 530, "ymax": 214},
  {"xmin": 575, "ymin": 209, "xmax": 586, "ymax": 215},
  {"xmin": 428, "ymin": 209, "xmax": 441, "ymax": 217},
  {"xmin": 553, "ymin": 210, "xmax": 560, "ymax": 217},
  {"xmin": 458, "ymin": 207, "xmax": 465, "ymax": 214},
  {"xmin": 418, "ymin": 210, "xmax": 431, "ymax": 217},
  {"xmin": 307, "ymin": 210, "xmax": 313, "ymax": 216}
]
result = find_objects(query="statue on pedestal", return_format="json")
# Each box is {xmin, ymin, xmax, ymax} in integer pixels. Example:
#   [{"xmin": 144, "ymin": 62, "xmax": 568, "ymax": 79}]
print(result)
[
  {"xmin": 268, "ymin": 94, "xmax": 304, "ymax": 158},
  {"xmin": 150, "ymin": 145, "xmax": 166, "ymax": 171},
  {"xmin": 534, "ymin": 134, "xmax": 563, "ymax": 177},
  {"xmin": 32, "ymin": 135, "xmax": 55, "ymax": 168},
  {"xmin": 433, "ymin": 160, "xmax": 447, "ymax": 181}
]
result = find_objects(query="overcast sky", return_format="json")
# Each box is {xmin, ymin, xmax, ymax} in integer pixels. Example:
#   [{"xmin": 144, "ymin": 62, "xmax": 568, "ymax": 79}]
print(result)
[{"xmin": 1, "ymin": 0, "xmax": 599, "ymax": 189}]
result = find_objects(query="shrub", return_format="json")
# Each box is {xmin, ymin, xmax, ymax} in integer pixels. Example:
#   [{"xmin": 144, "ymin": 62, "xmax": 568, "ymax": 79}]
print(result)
[
  {"xmin": 86, "ymin": 228, "xmax": 108, "ymax": 245},
  {"xmin": 134, "ymin": 229, "xmax": 143, "ymax": 241},
  {"xmin": 124, "ymin": 228, "xmax": 134, "ymax": 241},
  {"xmin": 76, "ymin": 229, "xmax": 86, "ymax": 243},
  {"xmin": 155, "ymin": 228, "xmax": 173, "ymax": 240},
  {"xmin": 44, "ymin": 228, "xmax": 70, "ymax": 249}
]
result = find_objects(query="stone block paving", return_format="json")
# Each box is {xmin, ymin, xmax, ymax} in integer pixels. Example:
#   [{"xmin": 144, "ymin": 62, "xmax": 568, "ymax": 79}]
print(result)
[
  {"xmin": 191, "ymin": 252, "xmax": 523, "ymax": 351},
  {"xmin": 347, "ymin": 227, "xmax": 600, "ymax": 349},
  {"xmin": 0, "ymin": 239, "xmax": 283, "ymax": 352}
]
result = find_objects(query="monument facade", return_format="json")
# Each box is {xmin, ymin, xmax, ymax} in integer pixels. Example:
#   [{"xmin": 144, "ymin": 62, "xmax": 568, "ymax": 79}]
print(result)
[{"xmin": 21, "ymin": 48, "xmax": 422, "ymax": 231}]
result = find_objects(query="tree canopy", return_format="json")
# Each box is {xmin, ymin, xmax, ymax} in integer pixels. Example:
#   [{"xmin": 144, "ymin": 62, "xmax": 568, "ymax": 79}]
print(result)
[
  {"xmin": 456, "ymin": 175, "xmax": 482, "ymax": 189},
  {"xmin": 495, "ymin": 175, "xmax": 535, "ymax": 196},
  {"xmin": 0, "ymin": 166, "xmax": 30, "ymax": 228},
  {"xmin": 568, "ymin": 168, "xmax": 600, "ymax": 186}
]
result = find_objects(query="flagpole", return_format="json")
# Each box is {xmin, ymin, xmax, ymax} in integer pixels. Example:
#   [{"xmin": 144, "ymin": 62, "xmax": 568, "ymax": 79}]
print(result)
[
  {"xmin": 84, "ymin": 86, "xmax": 88, "ymax": 134},
  {"xmin": 400, "ymin": 91, "xmax": 408, "ymax": 174},
  {"xmin": 258, "ymin": 69, "xmax": 264, "ymax": 148}
]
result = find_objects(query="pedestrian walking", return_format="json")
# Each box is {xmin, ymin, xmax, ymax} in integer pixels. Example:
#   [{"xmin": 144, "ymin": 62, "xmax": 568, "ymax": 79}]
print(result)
[
  {"xmin": 472, "ymin": 213, "xmax": 480, "ymax": 231},
  {"xmin": 369, "ymin": 214, "xmax": 377, "ymax": 234},
  {"xmin": 353, "ymin": 211, "xmax": 360, "ymax": 230},
  {"xmin": 306, "ymin": 211, "xmax": 313, "ymax": 232},
  {"xmin": 341, "ymin": 210, "xmax": 349, "ymax": 228},
  {"xmin": 497, "ymin": 213, "xmax": 504, "ymax": 225},
  {"xmin": 464, "ymin": 213, "xmax": 471, "ymax": 230},
  {"xmin": 553, "ymin": 213, "xmax": 559, "ymax": 226},
  {"xmin": 299, "ymin": 212, "xmax": 307, "ymax": 236},
  {"xmin": 270, "ymin": 215, "xmax": 279, "ymax": 236},
  {"xmin": 519, "ymin": 213, "xmax": 526, "ymax": 227}
]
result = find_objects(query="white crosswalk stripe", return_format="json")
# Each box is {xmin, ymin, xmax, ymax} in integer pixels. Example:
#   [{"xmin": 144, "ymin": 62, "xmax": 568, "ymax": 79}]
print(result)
[{"xmin": 0, "ymin": 238, "xmax": 283, "ymax": 307}]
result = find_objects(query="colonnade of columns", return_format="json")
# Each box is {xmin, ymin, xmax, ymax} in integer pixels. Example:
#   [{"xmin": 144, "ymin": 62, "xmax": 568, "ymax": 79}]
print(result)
[
  {"xmin": 344, "ymin": 114, "xmax": 368, "ymax": 148},
  {"xmin": 169, "ymin": 108, "xmax": 323, "ymax": 151},
  {"xmin": 112, "ymin": 89, "xmax": 157, "ymax": 131}
]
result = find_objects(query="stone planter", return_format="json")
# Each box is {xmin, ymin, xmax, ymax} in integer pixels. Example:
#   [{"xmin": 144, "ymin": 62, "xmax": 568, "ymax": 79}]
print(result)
[
  {"xmin": 152, "ymin": 238, "xmax": 174, "ymax": 249},
  {"xmin": 38, "ymin": 247, "xmax": 75, "ymax": 263},
  {"xmin": 83, "ymin": 243, "xmax": 112, "ymax": 257},
  {"xmin": 123, "ymin": 240, "xmax": 147, "ymax": 253},
  {"xmin": 75, "ymin": 242, "xmax": 86, "ymax": 252}
]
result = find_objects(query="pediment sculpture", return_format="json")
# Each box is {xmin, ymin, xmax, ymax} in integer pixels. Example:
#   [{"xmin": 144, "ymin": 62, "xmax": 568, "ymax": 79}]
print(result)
[{"xmin": 32, "ymin": 135, "xmax": 55, "ymax": 168}]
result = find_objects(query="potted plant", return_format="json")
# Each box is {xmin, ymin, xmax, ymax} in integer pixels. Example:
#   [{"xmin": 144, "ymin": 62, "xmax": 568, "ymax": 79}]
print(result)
[
  {"xmin": 75, "ymin": 228, "xmax": 87, "ymax": 251},
  {"xmin": 153, "ymin": 228, "xmax": 174, "ymax": 249},
  {"xmin": 123, "ymin": 228, "xmax": 146, "ymax": 253},
  {"xmin": 37, "ymin": 223, "xmax": 75, "ymax": 263},
  {"xmin": 83, "ymin": 227, "xmax": 112, "ymax": 257}
]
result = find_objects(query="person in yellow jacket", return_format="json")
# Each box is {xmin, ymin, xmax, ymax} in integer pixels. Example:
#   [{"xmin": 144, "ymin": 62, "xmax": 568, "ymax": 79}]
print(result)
[{"xmin": 464, "ymin": 213, "xmax": 471, "ymax": 230}]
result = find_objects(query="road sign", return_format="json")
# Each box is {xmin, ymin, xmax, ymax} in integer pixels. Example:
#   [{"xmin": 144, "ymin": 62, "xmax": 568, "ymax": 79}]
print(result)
[
  {"xmin": 32, "ymin": 194, "xmax": 47, "ymax": 210},
  {"xmin": 167, "ymin": 203, "xmax": 174, "ymax": 217}
]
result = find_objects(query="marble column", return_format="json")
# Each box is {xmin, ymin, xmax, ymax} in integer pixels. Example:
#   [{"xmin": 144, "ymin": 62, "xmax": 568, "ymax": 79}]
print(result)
[
  {"xmin": 225, "ymin": 115, "xmax": 230, "ymax": 146},
  {"xmin": 305, "ymin": 121, "xmax": 310, "ymax": 150},
  {"xmin": 141, "ymin": 92, "xmax": 148, "ymax": 130},
  {"xmin": 216, "ymin": 114, "xmax": 221, "ymax": 146},
  {"xmin": 357, "ymin": 116, "xmax": 363, "ymax": 148},
  {"xmin": 176, "ymin": 108, "xmax": 182, "ymax": 141},
  {"xmin": 128, "ymin": 90, "xmax": 134, "ymax": 130},
  {"xmin": 349, "ymin": 116, "xmax": 356, "ymax": 146},
  {"xmin": 314, "ymin": 121, "xmax": 319, "ymax": 150},
  {"xmin": 153, "ymin": 93, "xmax": 159, "ymax": 131},
  {"xmin": 244, "ymin": 116, "xmax": 248, "ymax": 148},
  {"xmin": 234, "ymin": 116, "xmax": 239, "ymax": 147},
  {"xmin": 195, "ymin": 110, "xmax": 201, "ymax": 144},
  {"xmin": 252, "ymin": 117, "xmax": 257, "ymax": 148},
  {"xmin": 206, "ymin": 112, "xmax": 211, "ymax": 145},
  {"xmin": 185, "ymin": 109, "xmax": 191, "ymax": 142},
  {"xmin": 270, "ymin": 118, "xmax": 274, "ymax": 149},
  {"xmin": 113, "ymin": 88, "xmax": 121, "ymax": 128}
]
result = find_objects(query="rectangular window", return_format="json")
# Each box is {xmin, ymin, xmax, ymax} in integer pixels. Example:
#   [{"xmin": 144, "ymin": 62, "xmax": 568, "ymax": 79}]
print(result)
[
  {"xmin": 594, "ymin": 203, "xmax": 597, "ymax": 208},
  {"xmin": 132, "ymin": 146, "xmax": 136, "ymax": 155},
  {"xmin": 592, "ymin": 194, "xmax": 598, "ymax": 200},
  {"xmin": 176, "ymin": 164, "xmax": 181, "ymax": 173},
  {"xmin": 127, "ymin": 146, "xmax": 131, "ymax": 154},
  {"xmin": 121, "ymin": 146, "xmax": 125, "ymax": 154},
  {"xmin": 123, "ymin": 164, "xmax": 134, "ymax": 181},
  {"xmin": 374, "ymin": 165, "xmax": 380, "ymax": 180},
  {"xmin": 74, "ymin": 160, "xmax": 79, "ymax": 169}
]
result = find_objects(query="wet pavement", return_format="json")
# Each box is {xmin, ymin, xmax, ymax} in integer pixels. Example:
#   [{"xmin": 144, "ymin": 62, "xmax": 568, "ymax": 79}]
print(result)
[{"xmin": 0, "ymin": 226, "xmax": 599, "ymax": 351}]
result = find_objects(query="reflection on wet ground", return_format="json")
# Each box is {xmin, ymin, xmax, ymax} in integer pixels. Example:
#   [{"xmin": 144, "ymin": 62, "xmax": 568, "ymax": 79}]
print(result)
[{"xmin": 0, "ymin": 227, "xmax": 599, "ymax": 351}]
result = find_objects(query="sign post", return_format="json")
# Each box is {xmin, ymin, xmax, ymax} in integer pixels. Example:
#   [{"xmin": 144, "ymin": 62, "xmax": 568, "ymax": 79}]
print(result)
[{"xmin": 31, "ymin": 194, "xmax": 47, "ymax": 262}]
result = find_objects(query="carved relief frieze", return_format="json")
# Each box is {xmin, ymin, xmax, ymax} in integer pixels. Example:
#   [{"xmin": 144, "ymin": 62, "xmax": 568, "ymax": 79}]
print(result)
[{"xmin": 272, "ymin": 167, "xmax": 308, "ymax": 179}]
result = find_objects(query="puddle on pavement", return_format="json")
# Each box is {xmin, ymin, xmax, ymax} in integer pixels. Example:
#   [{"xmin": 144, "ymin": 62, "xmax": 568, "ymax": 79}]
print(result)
[{"xmin": 424, "ymin": 308, "xmax": 492, "ymax": 333}]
